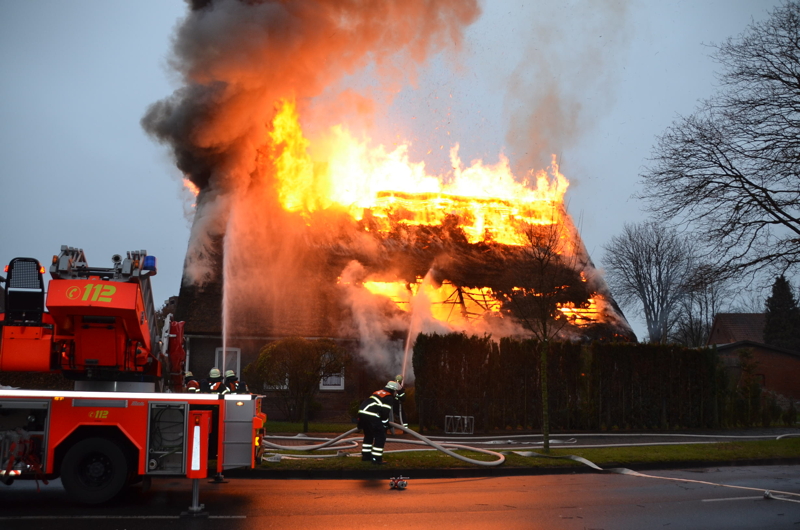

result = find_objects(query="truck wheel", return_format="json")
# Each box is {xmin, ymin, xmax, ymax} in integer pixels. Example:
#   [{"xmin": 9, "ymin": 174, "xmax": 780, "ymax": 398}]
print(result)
[{"xmin": 61, "ymin": 437, "xmax": 129, "ymax": 504}]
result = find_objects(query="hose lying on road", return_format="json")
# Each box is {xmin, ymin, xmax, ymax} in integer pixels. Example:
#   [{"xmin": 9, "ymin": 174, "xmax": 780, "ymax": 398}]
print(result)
[
  {"xmin": 425, "ymin": 431, "xmax": 800, "ymax": 448},
  {"xmin": 512, "ymin": 450, "xmax": 800, "ymax": 504},
  {"xmin": 261, "ymin": 427, "xmax": 799, "ymax": 502},
  {"xmin": 261, "ymin": 422, "xmax": 505, "ymax": 466}
]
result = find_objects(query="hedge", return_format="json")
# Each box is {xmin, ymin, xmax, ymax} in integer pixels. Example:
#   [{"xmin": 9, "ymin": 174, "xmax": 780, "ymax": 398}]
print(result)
[{"xmin": 413, "ymin": 333, "xmax": 778, "ymax": 432}]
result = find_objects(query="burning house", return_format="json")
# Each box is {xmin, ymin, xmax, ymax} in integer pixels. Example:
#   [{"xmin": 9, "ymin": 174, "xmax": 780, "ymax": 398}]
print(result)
[
  {"xmin": 171, "ymin": 101, "xmax": 635, "ymax": 420},
  {"xmin": 145, "ymin": 0, "xmax": 636, "ymax": 419}
]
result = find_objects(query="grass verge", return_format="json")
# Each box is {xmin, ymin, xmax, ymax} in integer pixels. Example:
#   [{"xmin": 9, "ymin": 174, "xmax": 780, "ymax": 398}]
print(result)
[{"xmin": 259, "ymin": 428, "xmax": 800, "ymax": 472}]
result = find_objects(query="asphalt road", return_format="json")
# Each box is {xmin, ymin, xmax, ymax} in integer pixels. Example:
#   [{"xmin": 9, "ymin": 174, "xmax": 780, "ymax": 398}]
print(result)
[{"xmin": 1, "ymin": 465, "xmax": 798, "ymax": 529}]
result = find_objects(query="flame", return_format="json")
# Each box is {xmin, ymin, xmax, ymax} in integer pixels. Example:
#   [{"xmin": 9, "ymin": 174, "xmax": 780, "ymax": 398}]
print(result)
[
  {"xmin": 363, "ymin": 280, "xmax": 412, "ymax": 308},
  {"xmin": 183, "ymin": 178, "xmax": 200, "ymax": 197},
  {"xmin": 279, "ymin": 99, "xmax": 606, "ymax": 332},
  {"xmin": 182, "ymin": 177, "xmax": 200, "ymax": 209},
  {"xmin": 361, "ymin": 276, "xmax": 601, "ymax": 328},
  {"xmin": 558, "ymin": 296, "xmax": 600, "ymax": 325},
  {"xmin": 363, "ymin": 278, "xmax": 503, "ymax": 326},
  {"xmin": 271, "ymin": 100, "xmax": 568, "ymax": 245}
]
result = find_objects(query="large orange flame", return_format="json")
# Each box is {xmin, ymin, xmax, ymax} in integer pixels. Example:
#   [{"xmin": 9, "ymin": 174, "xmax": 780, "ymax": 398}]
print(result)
[
  {"xmin": 274, "ymin": 98, "xmax": 605, "ymax": 332},
  {"xmin": 354, "ymin": 276, "xmax": 602, "ymax": 328},
  {"xmin": 272, "ymin": 100, "xmax": 569, "ymax": 246}
]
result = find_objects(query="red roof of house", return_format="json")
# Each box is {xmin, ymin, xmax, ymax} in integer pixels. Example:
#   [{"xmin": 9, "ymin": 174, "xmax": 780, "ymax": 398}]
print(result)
[{"xmin": 707, "ymin": 313, "xmax": 766, "ymax": 345}]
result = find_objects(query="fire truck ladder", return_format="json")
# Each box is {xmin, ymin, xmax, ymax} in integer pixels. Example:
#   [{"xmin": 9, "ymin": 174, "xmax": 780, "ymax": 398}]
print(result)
[{"xmin": 50, "ymin": 246, "xmax": 160, "ymax": 352}]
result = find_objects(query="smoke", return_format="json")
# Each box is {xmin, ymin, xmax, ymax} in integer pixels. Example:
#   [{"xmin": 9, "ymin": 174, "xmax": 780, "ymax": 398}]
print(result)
[
  {"xmin": 143, "ymin": 0, "xmax": 480, "ymax": 281},
  {"xmin": 145, "ymin": 0, "xmax": 638, "ymax": 378},
  {"xmin": 338, "ymin": 260, "xmax": 535, "ymax": 381},
  {"xmin": 143, "ymin": 0, "xmax": 481, "ymax": 369},
  {"xmin": 503, "ymin": 0, "xmax": 632, "ymax": 173},
  {"xmin": 338, "ymin": 261, "xmax": 519, "ymax": 381},
  {"xmin": 338, "ymin": 260, "xmax": 409, "ymax": 377}
]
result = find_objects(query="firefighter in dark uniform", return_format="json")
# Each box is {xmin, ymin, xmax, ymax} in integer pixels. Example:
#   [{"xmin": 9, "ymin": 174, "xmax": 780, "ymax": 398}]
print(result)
[
  {"xmin": 184, "ymin": 371, "xmax": 200, "ymax": 393},
  {"xmin": 358, "ymin": 381, "xmax": 400, "ymax": 465},
  {"xmin": 203, "ymin": 367, "xmax": 228, "ymax": 394},
  {"xmin": 393, "ymin": 375, "xmax": 407, "ymax": 428},
  {"xmin": 224, "ymin": 369, "xmax": 248, "ymax": 394}
]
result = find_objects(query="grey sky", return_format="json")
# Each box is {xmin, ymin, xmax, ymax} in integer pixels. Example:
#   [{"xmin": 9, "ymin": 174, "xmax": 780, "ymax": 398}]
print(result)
[{"xmin": 0, "ymin": 0, "xmax": 781, "ymax": 340}]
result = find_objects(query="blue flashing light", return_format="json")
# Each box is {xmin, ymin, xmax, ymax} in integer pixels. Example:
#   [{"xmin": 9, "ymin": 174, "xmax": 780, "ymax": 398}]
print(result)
[{"xmin": 143, "ymin": 255, "xmax": 157, "ymax": 273}]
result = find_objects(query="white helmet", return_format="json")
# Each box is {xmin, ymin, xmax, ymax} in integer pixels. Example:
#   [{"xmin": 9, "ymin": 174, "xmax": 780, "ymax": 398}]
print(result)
[
  {"xmin": 209, "ymin": 368, "xmax": 221, "ymax": 378},
  {"xmin": 385, "ymin": 381, "xmax": 401, "ymax": 391}
]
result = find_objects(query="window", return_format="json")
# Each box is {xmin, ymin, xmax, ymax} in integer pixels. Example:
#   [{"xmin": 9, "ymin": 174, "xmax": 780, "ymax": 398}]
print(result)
[
  {"xmin": 264, "ymin": 377, "xmax": 289, "ymax": 391},
  {"xmin": 214, "ymin": 347, "xmax": 240, "ymax": 376},
  {"xmin": 320, "ymin": 369, "xmax": 345, "ymax": 390}
]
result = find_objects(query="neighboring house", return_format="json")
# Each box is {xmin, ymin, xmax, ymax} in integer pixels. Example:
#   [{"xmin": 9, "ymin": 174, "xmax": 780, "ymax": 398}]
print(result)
[{"xmin": 707, "ymin": 313, "xmax": 800, "ymax": 401}]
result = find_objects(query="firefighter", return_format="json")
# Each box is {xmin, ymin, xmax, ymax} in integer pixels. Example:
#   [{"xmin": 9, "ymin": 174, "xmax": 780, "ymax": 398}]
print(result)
[
  {"xmin": 184, "ymin": 371, "xmax": 200, "ymax": 393},
  {"xmin": 393, "ymin": 374, "xmax": 408, "ymax": 429},
  {"xmin": 358, "ymin": 381, "xmax": 400, "ymax": 465},
  {"xmin": 224, "ymin": 369, "xmax": 248, "ymax": 394},
  {"xmin": 204, "ymin": 367, "xmax": 228, "ymax": 394}
]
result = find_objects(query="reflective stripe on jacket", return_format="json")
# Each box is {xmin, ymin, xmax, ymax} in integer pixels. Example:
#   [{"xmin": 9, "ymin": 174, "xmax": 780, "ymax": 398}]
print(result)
[
  {"xmin": 209, "ymin": 379, "xmax": 229, "ymax": 394},
  {"xmin": 358, "ymin": 390, "xmax": 393, "ymax": 425}
]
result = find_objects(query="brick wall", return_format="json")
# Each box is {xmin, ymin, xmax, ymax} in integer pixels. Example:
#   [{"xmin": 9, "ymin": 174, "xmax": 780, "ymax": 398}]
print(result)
[{"xmin": 720, "ymin": 345, "xmax": 800, "ymax": 400}]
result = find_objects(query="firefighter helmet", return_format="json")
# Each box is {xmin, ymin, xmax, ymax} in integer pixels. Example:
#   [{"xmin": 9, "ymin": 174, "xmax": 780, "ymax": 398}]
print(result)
[
  {"xmin": 185, "ymin": 371, "xmax": 193, "ymax": 377},
  {"xmin": 209, "ymin": 368, "xmax": 221, "ymax": 378},
  {"xmin": 395, "ymin": 375, "xmax": 403, "ymax": 384},
  {"xmin": 385, "ymin": 381, "xmax": 401, "ymax": 391},
  {"xmin": 225, "ymin": 369, "xmax": 236, "ymax": 378}
]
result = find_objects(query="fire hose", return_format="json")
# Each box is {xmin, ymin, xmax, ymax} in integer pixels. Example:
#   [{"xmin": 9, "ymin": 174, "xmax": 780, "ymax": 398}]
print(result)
[
  {"xmin": 261, "ymin": 422, "xmax": 506, "ymax": 466},
  {"xmin": 260, "ymin": 426, "xmax": 800, "ymax": 501},
  {"xmin": 511, "ymin": 449, "xmax": 800, "ymax": 504},
  {"xmin": 263, "ymin": 422, "xmax": 800, "ymax": 503}
]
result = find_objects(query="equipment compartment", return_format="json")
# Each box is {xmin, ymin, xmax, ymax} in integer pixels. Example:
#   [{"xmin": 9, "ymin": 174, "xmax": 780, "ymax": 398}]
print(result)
[
  {"xmin": 146, "ymin": 402, "xmax": 186, "ymax": 474},
  {"xmin": 0, "ymin": 399, "xmax": 49, "ymax": 481}
]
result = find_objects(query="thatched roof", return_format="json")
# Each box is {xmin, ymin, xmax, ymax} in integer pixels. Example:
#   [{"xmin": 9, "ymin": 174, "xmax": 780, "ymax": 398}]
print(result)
[{"xmin": 176, "ymin": 209, "xmax": 636, "ymax": 341}]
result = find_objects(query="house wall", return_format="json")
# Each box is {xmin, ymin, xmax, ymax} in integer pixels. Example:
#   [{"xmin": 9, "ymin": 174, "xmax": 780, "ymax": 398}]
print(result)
[
  {"xmin": 185, "ymin": 334, "xmax": 378, "ymax": 422},
  {"xmin": 720, "ymin": 346, "xmax": 800, "ymax": 400}
]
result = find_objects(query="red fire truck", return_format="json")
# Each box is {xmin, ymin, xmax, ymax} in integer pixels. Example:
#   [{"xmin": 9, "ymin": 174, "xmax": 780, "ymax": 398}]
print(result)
[{"xmin": 0, "ymin": 246, "xmax": 265, "ymax": 504}]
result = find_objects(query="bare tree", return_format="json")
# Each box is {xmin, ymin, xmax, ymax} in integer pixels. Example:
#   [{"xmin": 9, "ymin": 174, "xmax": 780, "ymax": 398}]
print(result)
[
  {"xmin": 496, "ymin": 218, "xmax": 590, "ymax": 452},
  {"xmin": 670, "ymin": 264, "xmax": 733, "ymax": 347},
  {"xmin": 640, "ymin": 2, "xmax": 800, "ymax": 278},
  {"xmin": 602, "ymin": 222, "xmax": 695, "ymax": 343},
  {"xmin": 499, "ymin": 221, "xmax": 589, "ymax": 341},
  {"xmin": 730, "ymin": 287, "xmax": 770, "ymax": 313}
]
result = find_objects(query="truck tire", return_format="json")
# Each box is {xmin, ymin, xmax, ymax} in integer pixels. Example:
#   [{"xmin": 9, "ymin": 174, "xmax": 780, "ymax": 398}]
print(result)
[{"xmin": 61, "ymin": 437, "xmax": 129, "ymax": 504}]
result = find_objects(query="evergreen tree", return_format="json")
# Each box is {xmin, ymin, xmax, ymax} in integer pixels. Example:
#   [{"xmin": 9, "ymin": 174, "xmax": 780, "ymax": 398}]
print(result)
[{"xmin": 763, "ymin": 275, "xmax": 800, "ymax": 351}]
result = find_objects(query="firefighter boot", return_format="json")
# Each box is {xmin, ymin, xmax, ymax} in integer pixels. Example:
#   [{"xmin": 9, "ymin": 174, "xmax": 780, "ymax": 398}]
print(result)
[
  {"xmin": 361, "ymin": 452, "xmax": 372, "ymax": 462},
  {"xmin": 372, "ymin": 456, "xmax": 385, "ymax": 465}
]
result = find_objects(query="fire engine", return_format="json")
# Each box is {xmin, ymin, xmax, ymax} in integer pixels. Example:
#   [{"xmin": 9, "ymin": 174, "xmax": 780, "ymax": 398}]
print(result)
[{"xmin": 0, "ymin": 246, "xmax": 265, "ymax": 504}]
